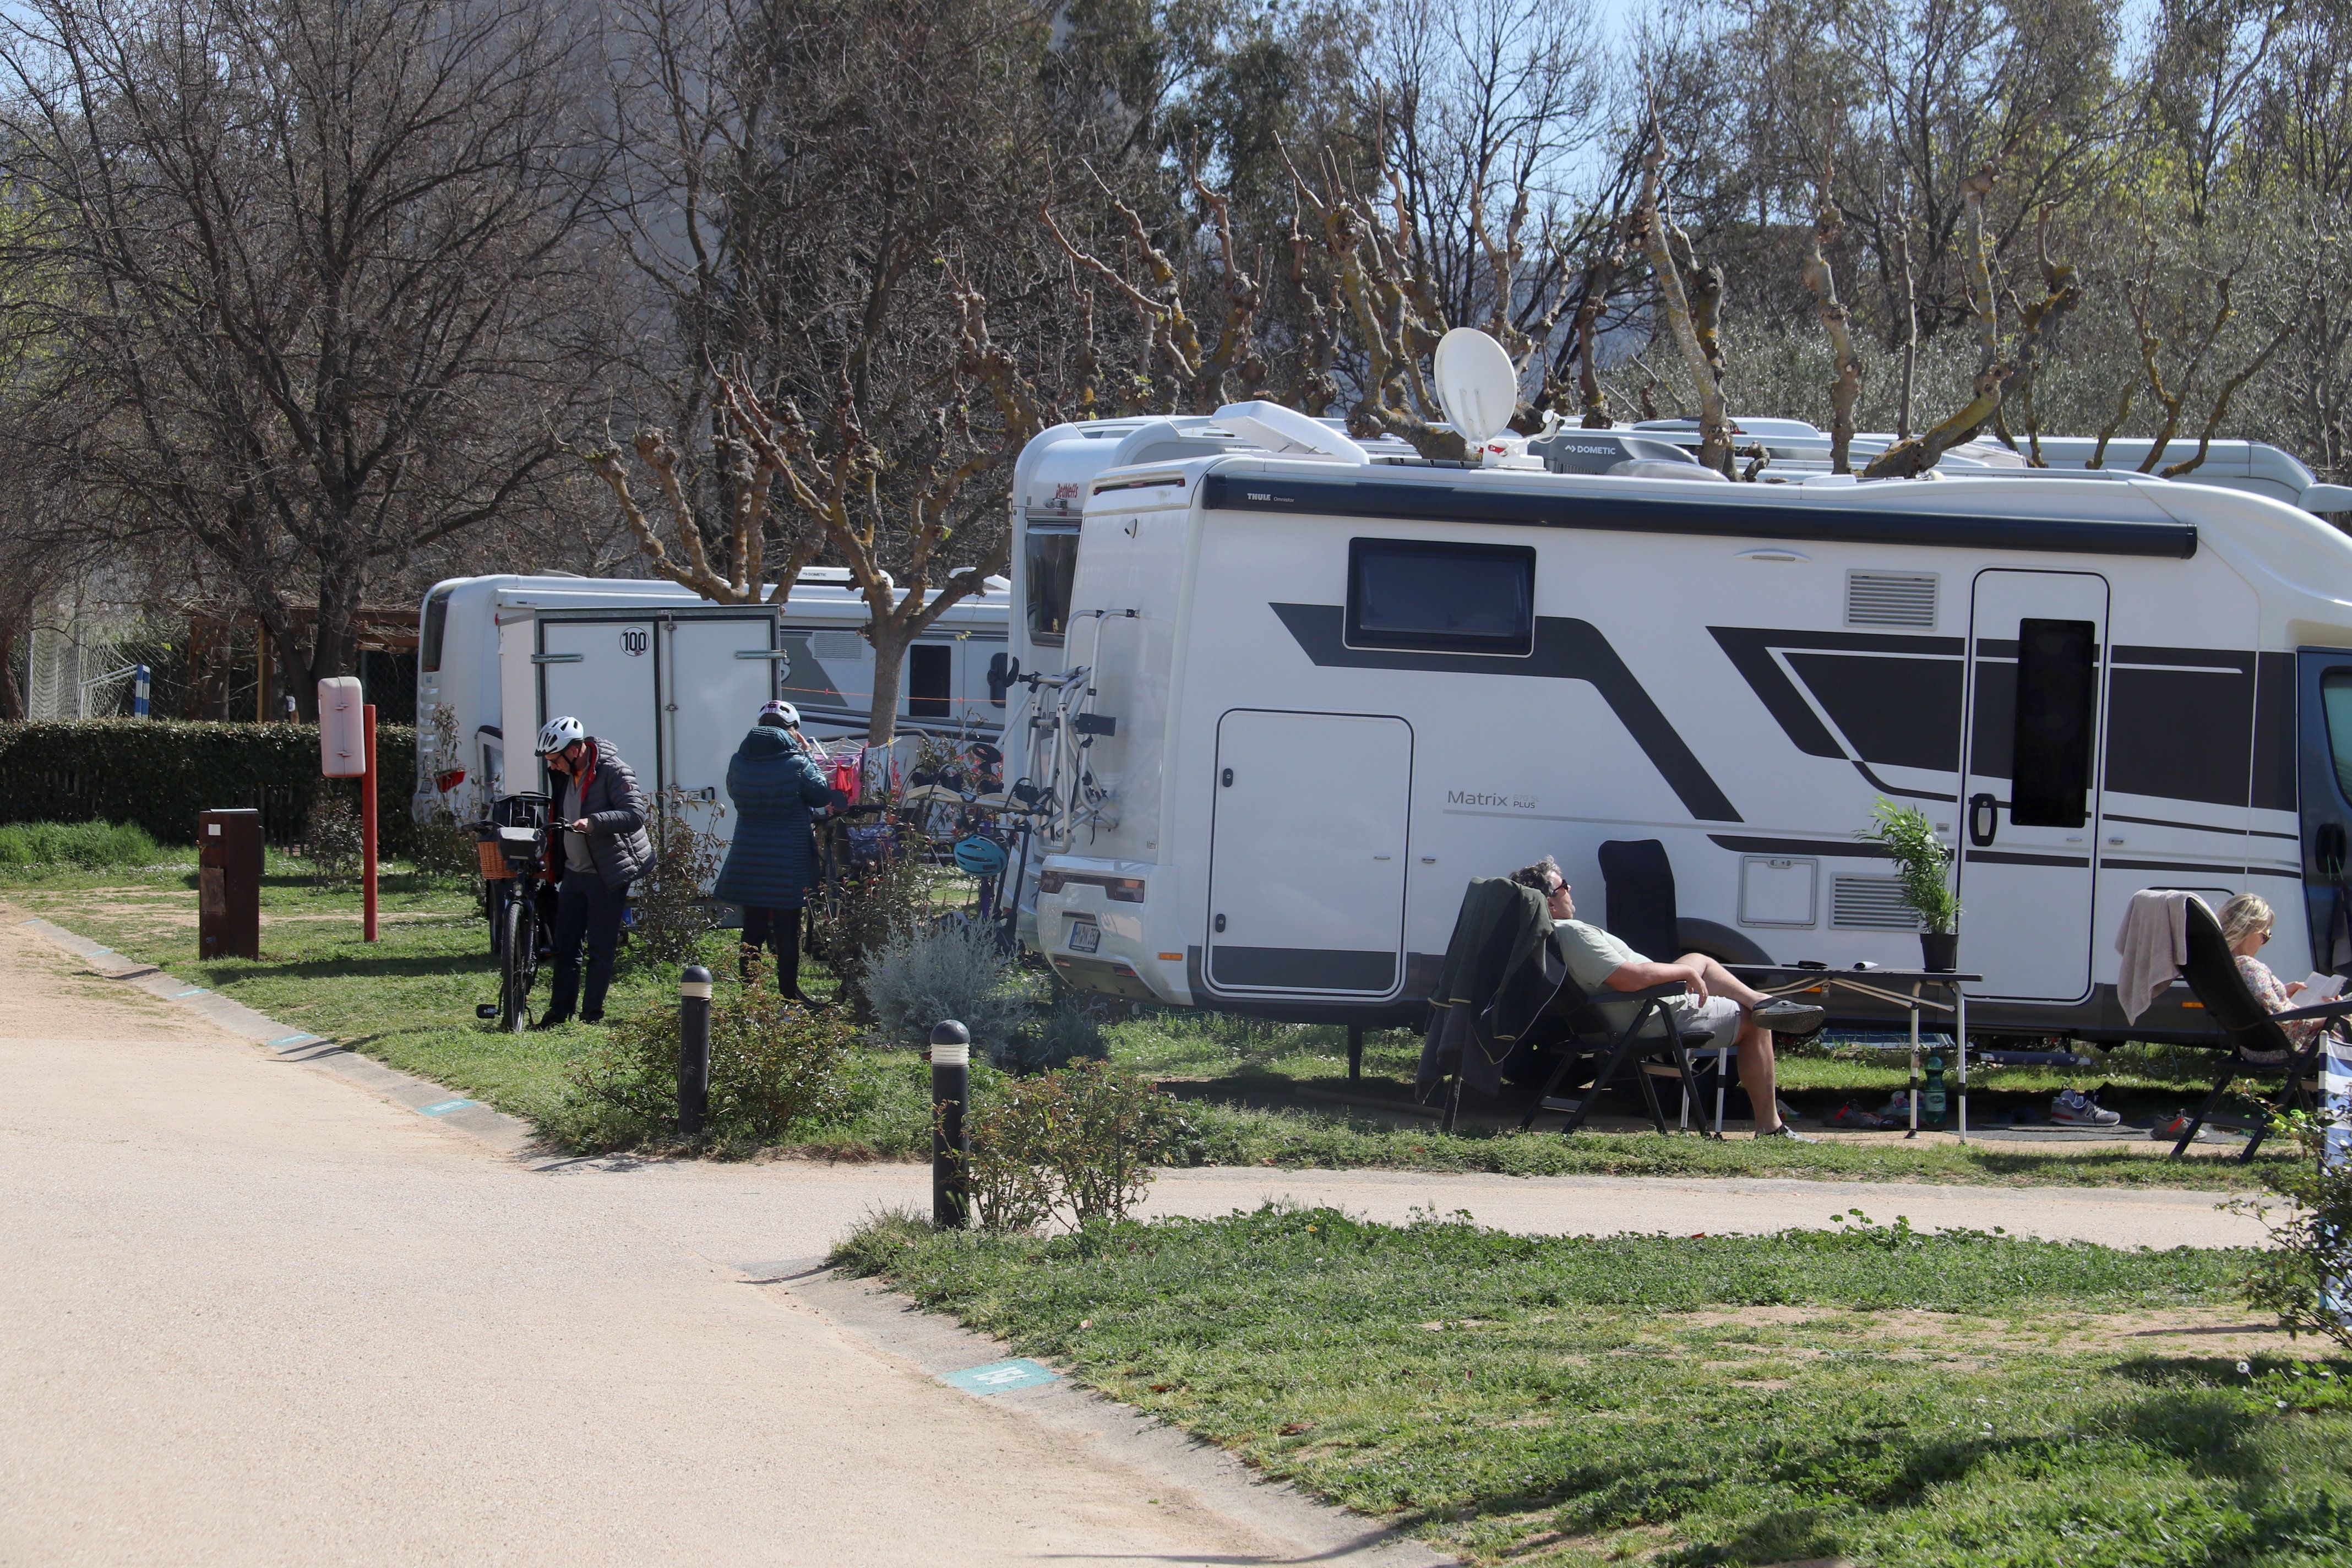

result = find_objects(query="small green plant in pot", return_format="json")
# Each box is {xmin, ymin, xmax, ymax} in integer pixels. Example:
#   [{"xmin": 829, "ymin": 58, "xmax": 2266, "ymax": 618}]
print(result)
[{"xmin": 1859, "ymin": 799, "xmax": 1959, "ymax": 968}]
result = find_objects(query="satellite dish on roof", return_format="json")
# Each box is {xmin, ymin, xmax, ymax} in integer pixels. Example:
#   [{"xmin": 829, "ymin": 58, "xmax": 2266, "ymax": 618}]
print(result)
[
  {"xmin": 1212, "ymin": 400, "xmax": 1370, "ymax": 465},
  {"xmin": 1433, "ymin": 328, "xmax": 1519, "ymax": 446}
]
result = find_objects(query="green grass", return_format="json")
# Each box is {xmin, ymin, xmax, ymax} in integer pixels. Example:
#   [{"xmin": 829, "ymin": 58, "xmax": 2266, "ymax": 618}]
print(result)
[
  {"xmin": 0, "ymin": 818, "xmax": 167, "ymax": 869},
  {"xmin": 0, "ymin": 857, "xmax": 2300, "ymax": 1189},
  {"xmin": 835, "ymin": 1207, "xmax": 2352, "ymax": 1567},
  {"xmin": 1112, "ymin": 1006, "xmax": 2234, "ymax": 1099}
]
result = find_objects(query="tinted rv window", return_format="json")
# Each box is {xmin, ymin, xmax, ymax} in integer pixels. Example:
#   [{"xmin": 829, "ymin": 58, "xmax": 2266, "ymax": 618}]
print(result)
[
  {"xmin": 2009, "ymin": 617, "xmax": 2097, "ymax": 827},
  {"xmin": 1347, "ymin": 539, "xmax": 1536, "ymax": 656},
  {"xmin": 420, "ymin": 586, "xmax": 453, "ymax": 673},
  {"xmin": 2322, "ymin": 671, "xmax": 2352, "ymax": 802},
  {"xmin": 1026, "ymin": 527, "xmax": 1079, "ymax": 645},
  {"xmin": 908, "ymin": 644, "xmax": 952, "ymax": 719}
]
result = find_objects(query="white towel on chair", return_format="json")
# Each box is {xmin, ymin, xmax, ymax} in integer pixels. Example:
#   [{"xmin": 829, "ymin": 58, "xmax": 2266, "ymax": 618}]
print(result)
[{"xmin": 2114, "ymin": 889, "xmax": 2202, "ymax": 1023}]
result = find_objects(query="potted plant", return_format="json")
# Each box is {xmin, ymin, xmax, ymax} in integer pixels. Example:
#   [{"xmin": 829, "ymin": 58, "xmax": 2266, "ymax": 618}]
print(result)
[{"xmin": 1860, "ymin": 799, "xmax": 1960, "ymax": 970}]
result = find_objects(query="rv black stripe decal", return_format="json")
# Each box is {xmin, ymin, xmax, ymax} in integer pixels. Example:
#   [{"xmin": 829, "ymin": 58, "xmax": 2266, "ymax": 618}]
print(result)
[
  {"xmin": 1204, "ymin": 473, "xmax": 2201, "ymax": 558},
  {"xmin": 1709, "ymin": 834, "xmax": 1892, "ymax": 859},
  {"xmin": 1208, "ymin": 945, "xmax": 1399, "ymax": 992},
  {"xmin": 1965, "ymin": 850, "xmax": 2092, "ymax": 868},
  {"xmin": 1271, "ymin": 603, "xmax": 1743, "ymax": 822}
]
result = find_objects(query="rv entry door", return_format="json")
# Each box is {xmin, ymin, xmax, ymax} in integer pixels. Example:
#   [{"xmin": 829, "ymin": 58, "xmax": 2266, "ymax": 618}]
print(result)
[
  {"xmin": 1206, "ymin": 710, "xmax": 1412, "ymax": 997},
  {"xmin": 1958, "ymin": 570, "xmax": 2109, "ymax": 1001}
]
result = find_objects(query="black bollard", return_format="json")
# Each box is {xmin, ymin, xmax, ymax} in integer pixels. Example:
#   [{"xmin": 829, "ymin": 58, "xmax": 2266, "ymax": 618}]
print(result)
[
  {"xmin": 930, "ymin": 1019, "xmax": 971, "ymax": 1228},
  {"xmin": 678, "ymin": 964, "xmax": 713, "ymax": 1135}
]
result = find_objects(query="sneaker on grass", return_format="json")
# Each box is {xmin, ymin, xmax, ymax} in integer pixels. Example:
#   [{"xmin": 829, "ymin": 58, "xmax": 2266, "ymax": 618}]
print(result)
[{"xmin": 2050, "ymin": 1087, "xmax": 2121, "ymax": 1126}]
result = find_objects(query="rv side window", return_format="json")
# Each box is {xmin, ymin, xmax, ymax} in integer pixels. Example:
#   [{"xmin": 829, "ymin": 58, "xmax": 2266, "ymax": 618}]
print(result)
[
  {"xmin": 2009, "ymin": 617, "xmax": 2097, "ymax": 827},
  {"xmin": 1026, "ymin": 527, "xmax": 1079, "ymax": 645},
  {"xmin": 420, "ymin": 586, "xmax": 453, "ymax": 673},
  {"xmin": 1346, "ymin": 538, "xmax": 1535, "ymax": 656},
  {"xmin": 2321, "ymin": 671, "xmax": 2352, "ymax": 803},
  {"xmin": 908, "ymin": 644, "xmax": 952, "ymax": 719}
]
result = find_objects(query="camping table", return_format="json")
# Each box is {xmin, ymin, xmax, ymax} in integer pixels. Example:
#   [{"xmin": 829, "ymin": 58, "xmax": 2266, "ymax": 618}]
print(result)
[{"xmin": 1723, "ymin": 966, "xmax": 1983, "ymax": 1141}]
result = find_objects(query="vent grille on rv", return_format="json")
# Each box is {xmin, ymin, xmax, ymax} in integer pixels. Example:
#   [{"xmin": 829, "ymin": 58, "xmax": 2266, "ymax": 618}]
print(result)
[
  {"xmin": 1845, "ymin": 571, "xmax": 1938, "ymax": 628},
  {"xmin": 1831, "ymin": 875, "xmax": 1925, "ymax": 930}
]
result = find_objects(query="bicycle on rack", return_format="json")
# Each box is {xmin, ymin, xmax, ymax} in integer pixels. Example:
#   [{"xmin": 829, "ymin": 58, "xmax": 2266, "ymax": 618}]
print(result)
[{"xmin": 467, "ymin": 792, "xmax": 553, "ymax": 1033}]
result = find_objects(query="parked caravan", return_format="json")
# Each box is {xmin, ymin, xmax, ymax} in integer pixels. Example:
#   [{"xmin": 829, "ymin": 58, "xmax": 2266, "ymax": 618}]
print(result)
[
  {"xmin": 1005, "ymin": 410, "xmax": 2352, "ymax": 1044},
  {"xmin": 413, "ymin": 572, "xmax": 1009, "ymax": 846}
]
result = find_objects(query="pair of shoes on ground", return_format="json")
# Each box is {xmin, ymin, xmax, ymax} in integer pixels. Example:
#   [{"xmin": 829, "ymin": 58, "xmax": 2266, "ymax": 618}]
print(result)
[
  {"xmin": 1756, "ymin": 1123, "xmax": 1817, "ymax": 1143},
  {"xmin": 1823, "ymin": 1101, "xmax": 1891, "ymax": 1130},
  {"xmin": 527, "ymin": 1012, "xmax": 602, "ymax": 1031},
  {"xmin": 2050, "ymin": 1086, "xmax": 2121, "ymax": 1127}
]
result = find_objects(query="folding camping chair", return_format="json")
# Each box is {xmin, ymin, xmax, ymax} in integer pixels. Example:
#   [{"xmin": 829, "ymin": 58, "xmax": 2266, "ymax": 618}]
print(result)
[
  {"xmin": 2168, "ymin": 896, "xmax": 2343, "ymax": 1161},
  {"xmin": 1600, "ymin": 838, "xmax": 1730, "ymax": 1131},
  {"xmin": 1509, "ymin": 959, "xmax": 1713, "ymax": 1137}
]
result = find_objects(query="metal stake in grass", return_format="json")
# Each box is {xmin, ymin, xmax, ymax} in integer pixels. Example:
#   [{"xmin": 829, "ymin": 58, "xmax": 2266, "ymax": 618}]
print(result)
[
  {"xmin": 932, "ymin": 1019, "xmax": 971, "ymax": 1229},
  {"xmin": 677, "ymin": 965, "xmax": 712, "ymax": 1136}
]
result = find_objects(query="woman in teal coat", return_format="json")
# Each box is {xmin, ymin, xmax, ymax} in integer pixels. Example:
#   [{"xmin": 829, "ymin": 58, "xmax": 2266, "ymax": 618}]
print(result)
[{"xmin": 713, "ymin": 701, "xmax": 833, "ymax": 998}]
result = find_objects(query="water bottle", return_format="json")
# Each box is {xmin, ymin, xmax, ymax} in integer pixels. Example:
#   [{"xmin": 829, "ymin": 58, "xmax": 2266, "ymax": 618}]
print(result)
[{"xmin": 1923, "ymin": 1054, "xmax": 1948, "ymax": 1126}]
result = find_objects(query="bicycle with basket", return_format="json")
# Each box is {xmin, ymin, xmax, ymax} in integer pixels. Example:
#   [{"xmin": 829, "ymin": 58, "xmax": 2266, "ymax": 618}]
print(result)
[{"xmin": 467, "ymin": 791, "xmax": 556, "ymax": 1032}]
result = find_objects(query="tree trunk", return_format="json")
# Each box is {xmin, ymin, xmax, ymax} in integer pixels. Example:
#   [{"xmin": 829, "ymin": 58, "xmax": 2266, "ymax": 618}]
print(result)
[
  {"xmin": 865, "ymin": 626, "xmax": 906, "ymax": 758},
  {"xmin": 0, "ymin": 617, "xmax": 22, "ymax": 722}
]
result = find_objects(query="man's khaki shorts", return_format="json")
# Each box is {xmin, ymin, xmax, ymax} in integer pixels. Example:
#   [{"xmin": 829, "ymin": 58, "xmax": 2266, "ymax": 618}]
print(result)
[{"xmin": 1658, "ymin": 993, "xmax": 1744, "ymax": 1049}]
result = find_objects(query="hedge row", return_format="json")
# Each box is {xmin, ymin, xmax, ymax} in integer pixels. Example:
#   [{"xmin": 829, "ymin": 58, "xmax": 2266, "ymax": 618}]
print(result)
[{"xmin": 0, "ymin": 720, "xmax": 421, "ymax": 856}]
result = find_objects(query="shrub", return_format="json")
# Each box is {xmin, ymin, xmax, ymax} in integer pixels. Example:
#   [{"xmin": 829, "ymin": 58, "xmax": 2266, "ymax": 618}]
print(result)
[
  {"xmin": 0, "ymin": 818, "xmax": 166, "ymax": 868},
  {"xmin": 804, "ymin": 824, "xmax": 933, "ymax": 1017},
  {"xmin": 863, "ymin": 917, "xmax": 1030, "ymax": 1061},
  {"xmin": 568, "ymin": 965, "xmax": 859, "ymax": 1146},
  {"xmin": 304, "ymin": 792, "xmax": 364, "ymax": 887},
  {"xmin": 961, "ymin": 1060, "xmax": 1174, "ymax": 1232},
  {"xmin": 2237, "ymin": 1109, "xmax": 2352, "ymax": 1348},
  {"xmin": 1001, "ymin": 991, "xmax": 1109, "ymax": 1074},
  {"xmin": 0, "ymin": 718, "xmax": 418, "ymax": 854},
  {"xmin": 622, "ymin": 787, "xmax": 727, "ymax": 973},
  {"xmin": 409, "ymin": 703, "xmax": 480, "ymax": 883}
]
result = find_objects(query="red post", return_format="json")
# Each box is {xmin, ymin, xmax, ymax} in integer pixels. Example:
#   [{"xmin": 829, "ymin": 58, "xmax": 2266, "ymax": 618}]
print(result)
[{"xmin": 362, "ymin": 703, "xmax": 379, "ymax": 943}]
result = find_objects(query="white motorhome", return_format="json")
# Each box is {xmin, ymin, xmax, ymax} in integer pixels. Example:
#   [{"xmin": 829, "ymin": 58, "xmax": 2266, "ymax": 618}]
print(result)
[
  {"xmin": 413, "ymin": 571, "xmax": 1009, "ymax": 847},
  {"xmin": 1005, "ymin": 412, "xmax": 2352, "ymax": 1044},
  {"xmin": 1618, "ymin": 417, "xmax": 2352, "ymax": 513}
]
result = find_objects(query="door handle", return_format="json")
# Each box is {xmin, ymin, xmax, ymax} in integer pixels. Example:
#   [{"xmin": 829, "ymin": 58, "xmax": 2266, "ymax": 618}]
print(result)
[
  {"xmin": 1213, "ymin": 913, "xmax": 1227, "ymax": 933},
  {"xmin": 1220, "ymin": 767, "xmax": 1233, "ymax": 787},
  {"xmin": 1968, "ymin": 793, "xmax": 1999, "ymax": 847}
]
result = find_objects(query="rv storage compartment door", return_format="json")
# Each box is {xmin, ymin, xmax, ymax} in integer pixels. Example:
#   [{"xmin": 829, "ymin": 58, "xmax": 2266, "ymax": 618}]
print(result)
[
  {"xmin": 665, "ymin": 615, "xmax": 779, "ymax": 858},
  {"xmin": 1207, "ymin": 710, "xmax": 1411, "ymax": 996},
  {"xmin": 1958, "ymin": 570, "xmax": 2109, "ymax": 1003},
  {"xmin": 539, "ymin": 618, "xmax": 661, "ymax": 795}
]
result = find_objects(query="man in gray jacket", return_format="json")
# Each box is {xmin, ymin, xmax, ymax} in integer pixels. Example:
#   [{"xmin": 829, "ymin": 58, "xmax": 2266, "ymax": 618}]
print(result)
[{"xmin": 532, "ymin": 716, "xmax": 653, "ymax": 1027}]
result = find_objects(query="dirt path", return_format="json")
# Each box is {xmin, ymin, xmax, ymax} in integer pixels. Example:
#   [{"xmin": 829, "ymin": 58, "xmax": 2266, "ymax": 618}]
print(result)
[{"xmin": 0, "ymin": 917, "xmax": 1424, "ymax": 1567}]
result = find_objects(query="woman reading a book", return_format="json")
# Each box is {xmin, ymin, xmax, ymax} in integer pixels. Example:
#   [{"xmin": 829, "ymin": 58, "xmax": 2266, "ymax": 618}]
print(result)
[{"xmin": 2219, "ymin": 893, "xmax": 2328, "ymax": 1064}]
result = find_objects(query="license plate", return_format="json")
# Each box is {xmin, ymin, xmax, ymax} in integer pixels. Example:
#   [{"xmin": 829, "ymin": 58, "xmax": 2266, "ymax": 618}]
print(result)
[{"xmin": 1067, "ymin": 917, "xmax": 1100, "ymax": 954}]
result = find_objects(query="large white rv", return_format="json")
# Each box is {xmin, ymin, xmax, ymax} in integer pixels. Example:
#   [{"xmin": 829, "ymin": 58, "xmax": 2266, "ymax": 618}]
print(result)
[
  {"xmin": 1005, "ymin": 413, "xmax": 2352, "ymax": 1044},
  {"xmin": 413, "ymin": 571, "xmax": 1009, "ymax": 847}
]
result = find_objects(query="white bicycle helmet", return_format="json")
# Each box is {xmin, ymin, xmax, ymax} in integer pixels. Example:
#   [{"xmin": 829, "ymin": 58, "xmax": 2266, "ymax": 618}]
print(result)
[
  {"xmin": 758, "ymin": 699, "xmax": 801, "ymax": 727},
  {"xmin": 536, "ymin": 715, "xmax": 586, "ymax": 756}
]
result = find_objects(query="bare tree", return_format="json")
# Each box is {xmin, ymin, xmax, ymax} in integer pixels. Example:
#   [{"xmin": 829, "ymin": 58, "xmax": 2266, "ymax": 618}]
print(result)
[
  {"xmin": 590, "ymin": 0, "xmax": 1072, "ymax": 750},
  {"xmin": 0, "ymin": 0, "xmax": 605, "ymax": 717}
]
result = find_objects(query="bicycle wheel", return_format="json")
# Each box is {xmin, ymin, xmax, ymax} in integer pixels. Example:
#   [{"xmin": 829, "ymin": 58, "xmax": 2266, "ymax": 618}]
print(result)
[{"xmin": 499, "ymin": 896, "xmax": 532, "ymax": 1032}]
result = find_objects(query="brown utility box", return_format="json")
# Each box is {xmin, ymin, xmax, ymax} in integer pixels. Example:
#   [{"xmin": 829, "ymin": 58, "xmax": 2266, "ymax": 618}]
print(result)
[{"xmin": 198, "ymin": 808, "xmax": 263, "ymax": 960}]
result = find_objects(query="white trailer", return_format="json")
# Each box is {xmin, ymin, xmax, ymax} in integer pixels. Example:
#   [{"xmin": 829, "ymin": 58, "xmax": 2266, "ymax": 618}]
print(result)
[
  {"xmin": 1004, "ymin": 411, "xmax": 2352, "ymax": 1044},
  {"xmin": 413, "ymin": 571, "xmax": 1009, "ymax": 849}
]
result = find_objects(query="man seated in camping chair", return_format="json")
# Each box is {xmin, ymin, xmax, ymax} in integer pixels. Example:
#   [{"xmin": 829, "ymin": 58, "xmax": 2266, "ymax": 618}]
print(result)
[{"xmin": 1511, "ymin": 857, "xmax": 1825, "ymax": 1141}]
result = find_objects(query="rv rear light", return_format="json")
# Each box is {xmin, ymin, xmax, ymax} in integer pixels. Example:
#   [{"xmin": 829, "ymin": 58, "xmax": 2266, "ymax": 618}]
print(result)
[
  {"xmin": 1038, "ymin": 868, "xmax": 1067, "ymax": 894},
  {"xmin": 1105, "ymin": 878, "xmax": 1145, "ymax": 902}
]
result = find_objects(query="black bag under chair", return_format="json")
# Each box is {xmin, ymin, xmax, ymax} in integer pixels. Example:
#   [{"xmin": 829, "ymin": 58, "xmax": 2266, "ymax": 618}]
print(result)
[{"xmin": 2167, "ymin": 897, "xmax": 2345, "ymax": 1160}]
